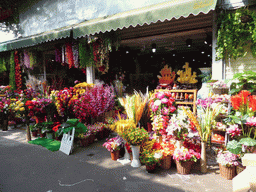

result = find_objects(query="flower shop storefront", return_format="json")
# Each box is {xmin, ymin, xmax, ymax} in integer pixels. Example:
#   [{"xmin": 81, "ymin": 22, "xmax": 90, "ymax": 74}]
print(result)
[{"xmin": 1, "ymin": 1, "xmax": 256, "ymax": 189}]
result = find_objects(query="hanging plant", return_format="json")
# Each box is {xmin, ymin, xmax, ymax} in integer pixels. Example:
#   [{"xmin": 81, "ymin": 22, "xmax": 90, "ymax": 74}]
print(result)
[
  {"xmin": 9, "ymin": 51, "xmax": 16, "ymax": 90},
  {"xmin": 0, "ymin": 56, "xmax": 7, "ymax": 73},
  {"xmin": 14, "ymin": 51, "xmax": 22, "ymax": 91},
  {"xmin": 65, "ymin": 42, "xmax": 74, "ymax": 69},
  {"xmin": 79, "ymin": 38, "xmax": 94, "ymax": 69},
  {"xmin": 216, "ymin": 8, "xmax": 256, "ymax": 60}
]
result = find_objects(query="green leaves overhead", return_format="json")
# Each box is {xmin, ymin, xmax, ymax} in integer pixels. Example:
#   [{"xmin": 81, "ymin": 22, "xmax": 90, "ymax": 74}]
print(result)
[{"xmin": 216, "ymin": 8, "xmax": 256, "ymax": 60}]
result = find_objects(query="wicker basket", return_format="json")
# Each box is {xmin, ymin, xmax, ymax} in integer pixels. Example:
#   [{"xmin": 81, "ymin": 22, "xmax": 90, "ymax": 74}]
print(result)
[
  {"xmin": 236, "ymin": 165, "xmax": 246, "ymax": 175},
  {"xmin": 219, "ymin": 164, "xmax": 236, "ymax": 180},
  {"xmin": 176, "ymin": 160, "xmax": 193, "ymax": 175},
  {"xmin": 160, "ymin": 155, "xmax": 172, "ymax": 170}
]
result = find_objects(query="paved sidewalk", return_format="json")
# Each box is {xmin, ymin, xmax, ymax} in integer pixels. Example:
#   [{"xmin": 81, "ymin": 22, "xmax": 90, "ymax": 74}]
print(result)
[{"xmin": 0, "ymin": 126, "xmax": 233, "ymax": 192}]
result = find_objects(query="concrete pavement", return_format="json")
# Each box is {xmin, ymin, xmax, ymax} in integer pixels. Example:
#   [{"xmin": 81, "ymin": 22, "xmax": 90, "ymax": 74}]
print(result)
[{"xmin": 0, "ymin": 126, "xmax": 233, "ymax": 192}]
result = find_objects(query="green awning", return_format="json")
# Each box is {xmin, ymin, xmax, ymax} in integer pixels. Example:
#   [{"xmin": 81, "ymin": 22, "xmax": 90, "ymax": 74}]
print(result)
[
  {"xmin": 73, "ymin": 0, "xmax": 217, "ymax": 38},
  {"xmin": 0, "ymin": 0, "xmax": 217, "ymax": 52},
  {"xmin": 0, "ymin": 28, "xmax": 71, "ymax": 52}
]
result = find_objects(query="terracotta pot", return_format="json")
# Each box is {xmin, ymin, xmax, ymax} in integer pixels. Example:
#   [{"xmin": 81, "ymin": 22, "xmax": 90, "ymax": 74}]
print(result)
[
  {"xmin": 111, "ymin": 150, "xmax": 120, "ymax": 161},
  {"xmin": 176, "ymin": 160, "xmax": 193, "ymax": 175},
  {"xmin": 160, "ymin": 155, "xmax": 172, "ymax": 170},
  {"xmin": 219, "ymin": 164, "xmax": 236, "ymax": 180},
  {"xmin": 146, "ymin": 164, "xmax": 157, "ymax": 173}
]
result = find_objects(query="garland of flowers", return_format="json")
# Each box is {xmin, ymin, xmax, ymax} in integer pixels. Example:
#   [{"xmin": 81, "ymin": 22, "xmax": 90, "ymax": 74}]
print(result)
[
  {"xmin": 23, "ymin": 50, "xmax": 31, "ymax": 69},
  {"xmin": 0, "ymin": 57, "xmax": 7, "ymax": 73},
  {"xmin": 14, "ymin": 51, "xmax": 22, "ymax": 91},
  {"xmin": 79, "ymin": 39, "xmax": 94, "ymax": 69},
  {"xmin": 29, "ymin": 51, "xmax": 36, "ymax": 69},
  {"xmin": 65, "ymin": 42, "xmax": 74, "ymax": 69},
  {"xmin": 9, "ymin": 51, "xmax": 16, "ymax": 90},
  {"xmin": 216, "ymin": 8, "xmax": 256, "ymax": 60},
  {"xmin": 72, "ymin": 43, "xmax": 79, "ymax": 68}
]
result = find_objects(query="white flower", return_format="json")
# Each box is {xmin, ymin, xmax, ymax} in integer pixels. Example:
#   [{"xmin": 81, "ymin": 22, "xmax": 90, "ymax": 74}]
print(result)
[
  {"xmin": 154, "ymin": 152, "xmax": 162, "ymax": 159},
  {"xmin": 154, "ymin": 100, "xmax": 162, "ymax": 106}
]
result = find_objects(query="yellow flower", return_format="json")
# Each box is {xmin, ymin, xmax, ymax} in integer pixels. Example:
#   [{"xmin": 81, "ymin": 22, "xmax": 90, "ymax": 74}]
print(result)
[
  {"xmin": 14, "ymin": 107, "xmax": 19, "ymax": 111},
  {"xmin": 19, "ymin": 107, "xmax": 25, "ymax": 111},
  {"xmin": 19, "ymin": 103, "xmax": 24, "ymax": 107}
]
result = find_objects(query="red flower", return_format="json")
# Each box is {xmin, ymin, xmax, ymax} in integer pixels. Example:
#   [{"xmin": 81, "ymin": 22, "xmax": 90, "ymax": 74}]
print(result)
[
  {"xmin": 231, "ymin": 94, "xmax": 242, "ymax": 110},
  {"xmin": 250, "ymin": 95, "xmax": 256, "ymax": 112},
  {"xmin": 239, "ymin": 90, "xmax": 251, "ymax": 105}
]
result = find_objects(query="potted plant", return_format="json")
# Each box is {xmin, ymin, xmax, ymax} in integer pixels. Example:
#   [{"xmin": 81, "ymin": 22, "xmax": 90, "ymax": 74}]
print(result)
[
  {"xmin": 41, "ymin": 121, "xmax": 54, "ymax": 139},
  {"xmin": 173, "ymin": 146, "xmax": 201, "ymax": 175},
  {"xmin": 216, "ymin": 150, "xmax": 239, "ymax": 180},
  {"xmin": 103, "ymin": 136, "xmax": 123, "ymax": 161},
  {"xmin": 140, "ymin": 149, "xmax": 162, "ymax": 173},
  {"xmin": 159, "ymin": 142, "xmax": 176, "ymax": 170},
  {"xmin": 121, "ymin": 126, "xmax": 149, "ymax": 167}
]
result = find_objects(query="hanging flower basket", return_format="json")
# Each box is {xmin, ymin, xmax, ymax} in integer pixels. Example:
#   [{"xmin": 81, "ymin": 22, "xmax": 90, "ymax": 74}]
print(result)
[
  {"xmin": 176, "ymin": 160, "xmax": 193, "ymax": 175},
  {"xmin": 219, "ymin": 164, "xmax": 236, "ymax": 180}
]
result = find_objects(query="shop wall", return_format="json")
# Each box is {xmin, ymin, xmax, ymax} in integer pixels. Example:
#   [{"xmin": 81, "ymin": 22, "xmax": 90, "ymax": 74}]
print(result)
[
  {"xmin": 225, "ymin": 45, "xmax": 256, "ymax": 80},
  {"xmin": 19, "ymin": 0, "xmax": 171, "ymax": 37}
]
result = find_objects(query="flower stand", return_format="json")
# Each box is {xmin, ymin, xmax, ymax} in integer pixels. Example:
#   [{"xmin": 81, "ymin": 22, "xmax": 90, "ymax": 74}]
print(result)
[
  {"xmin": 111, "ymin": 150, "xmax": 120, "ymax": 161},
  {"xmin": 146, "ymin": 164, "xmax": 157, "ymax": 173},
  {"xmin": 176, "ymin": 160, "xmax": 193, "ymax": 175},
  {"xmin": 219, "ymin": 164, "xmax": 236, "ymax": 180},
  {"xmin": 160, "ymin": 155, "xmax": 172, "ymax": 170},
  {"xmin": 131, "ymin": 145, "xmax": 141, "ymax": 167}
]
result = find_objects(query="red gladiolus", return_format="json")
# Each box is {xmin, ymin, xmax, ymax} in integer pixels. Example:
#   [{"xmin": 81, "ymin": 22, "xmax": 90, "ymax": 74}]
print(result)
[
  {"xmin": 231, "ymin": 94, "xmax": 242, "ymax": 110},
  {"xmin": 239, "ymin": 90, "xmax": 251, "ymax": 105},
  {"xmin": 249, "ymin": 95, "xmax": 256, "ymax": 112}
]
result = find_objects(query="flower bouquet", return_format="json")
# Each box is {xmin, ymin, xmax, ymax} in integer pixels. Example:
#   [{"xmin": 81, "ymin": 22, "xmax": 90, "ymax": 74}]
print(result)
[
  {"xmin": 103, "ymin": 136, "xmax": 123, "ymax": 161},
  {"xmin": 173, "ymin": 146, "xmax": 201, "ymax": 175},
  {"xmin": 149, "ymin": 90, "xmax": 176, "ymax": 136},
  {"xmin": 159, "ymin": 142, "xmax": 175, "ymax": 169},
  {"xmin": 121, "ymin": 126, "xmax": 149, "ymax": 146},
  {"xmin": 140, "ymin": 149, "xmax": 162, "ymax": 173},
  {"xmin": 216, "ymin": 150, "xmax": 238, "ymax": 180}
]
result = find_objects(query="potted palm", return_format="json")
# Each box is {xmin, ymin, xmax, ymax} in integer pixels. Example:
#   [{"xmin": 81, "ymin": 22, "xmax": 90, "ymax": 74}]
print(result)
[{"xmin": 121, "ymin": 126, "xmax": 149, "ymax": 167}]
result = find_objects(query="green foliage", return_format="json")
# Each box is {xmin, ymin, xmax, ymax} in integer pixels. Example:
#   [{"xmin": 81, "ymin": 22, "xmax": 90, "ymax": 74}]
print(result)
[
  {"xmin": 227, "ymin": 70, "xmax": 256, "ymax": 95},
  {"xmin": 139, "ymin": 149, "xmax": 161, "ymax": 166},
  {"xmin": 60, "ymin": 119, "xmax": 88, "ymax": 137},
  {"xmin": 79, "ymin": 38, "xmax": 94, "ymax": 68},
  {"xmin": 9, "ymin": 51, "xmax": 15, "ymax": 90},
  {"xmin": 0, "ymin": 57, "xmax": 7, "ymax": 73},
  {"xmin": 216, "ymin": 8, "xmax": 256, "ymax": 60},
  {"xmin": 121, "ymin": 126, "xmax": 149, "ymax": 145}
]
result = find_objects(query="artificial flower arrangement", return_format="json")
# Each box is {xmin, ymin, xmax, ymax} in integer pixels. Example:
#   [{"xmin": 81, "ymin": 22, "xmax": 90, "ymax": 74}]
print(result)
[
  {"xmin": 103, "ymin": 136, "xmax": 123, "ymax": 152},
  {"xmin": 72, "ymin": 84, "xmax": 115, "ymax": 122},
  {"xmin": 0, "ymin": 85, "xmax": 11, "ymax": 95},
  {"xmin": 121, "ymin": 125, "xmax": 149, "ymax": 146},
  {"xmin": 173, "ymin": 146, "xmax": 201, "ymax": 163},
  {"xmin": 149, "ymin": 90, "xmax": 176, "ymax": 136},
  {"xmin": 0, "ymin": 97, "xmax": 10, "ymax": 115},
  {"xmin": 216, "ymin": 150, "xmax": 239, "ymax": 167},
  {"xmin": 166, "ymin": 106, "xmax": 197, "ymax": 140},
  {"xmin": 139, "ymin": 149, "xmax": 162, "ymax": 166}
]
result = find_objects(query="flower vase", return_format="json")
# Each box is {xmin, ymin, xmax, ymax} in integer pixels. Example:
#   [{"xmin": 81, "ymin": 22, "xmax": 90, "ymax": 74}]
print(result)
[
  {"xmin": 111, "ymin": 150, "xmax": 120, "ymax": 161},
  {"xmin": 146, "ymin": 164, "xmax": 157, "ymax": 173},
  {"xmin": 160, "ymin": 155, "xmax": 172, "ymax": 170},
  {"xmin": 219, "ymin": 164, "xmax": 236, "ymax": 180},
  {"xmin": 176, "ymin": 160, "xmax": 193, "ymax": 175},
  {"xmin": 200, "ymin": 141, "xmax": 207, "ymax": 173},
  {"xmin": 124, "ymin": 144, "xmax": 131, "ymax": 161},
  {"xmin": 131, "ymin": 145, "xmax": 141, "ymax": 167}
]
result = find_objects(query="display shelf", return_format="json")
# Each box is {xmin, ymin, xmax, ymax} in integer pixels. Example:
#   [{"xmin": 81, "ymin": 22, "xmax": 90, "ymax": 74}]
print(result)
[{"xmin": 0, "ymin": 94, "xmax": 6, "ymax": 97}]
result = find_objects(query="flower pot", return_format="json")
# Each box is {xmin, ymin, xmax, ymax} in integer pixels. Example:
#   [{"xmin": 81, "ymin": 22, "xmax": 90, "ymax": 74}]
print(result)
[
  {"xmin": 160, "ymin": 155, "xmax": 172, "ymax": 170},
  {"xmin": 219, "ymin": 164, "xmax": 236, "ymax": 180},
  {"xmin": 131, "ymin": 145, "xmax": 141, "ymax": 167},
  {"xmin": 46, "ymin": 132, "xmax": 54, "ymax": 139},
  {"xmin": 176, "ymin": 160, "xmax": 193, "ymax": 175},
  {"xmin": 111, "ymin": 150, "xmax": 120, "ymax": 161},
  {"xmin": 123, "ymin": 144, "xmax": 131, "ymax": 160},
  {"xmin": 146, "ymin": 164, "xmax": 157, "ymax": 173}
]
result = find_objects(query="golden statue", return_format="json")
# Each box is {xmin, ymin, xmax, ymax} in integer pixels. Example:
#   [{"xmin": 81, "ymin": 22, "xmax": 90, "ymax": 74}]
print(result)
[{"xmin": 157, "ymin": 65, "xmax": 176, "ymax": 85}]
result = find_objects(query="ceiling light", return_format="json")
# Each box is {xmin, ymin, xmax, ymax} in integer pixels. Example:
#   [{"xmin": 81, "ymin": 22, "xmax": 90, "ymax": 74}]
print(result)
[
  {"xmin": 186, "ymin": 39, "xmax": 192, "ymax": 48},
  {"xmin": 204, "ymin": 35, "xmax": 212, "ymax": 46},
  {"xmin": 152, "ymin": 43, "xmax": 156, "ymax": 53}
]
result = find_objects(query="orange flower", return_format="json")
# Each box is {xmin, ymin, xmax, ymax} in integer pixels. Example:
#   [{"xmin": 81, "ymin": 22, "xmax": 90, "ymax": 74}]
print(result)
[
  {"xmin": 249, "ymin": 95, "xmax": 256, "ymax": 112},
  {"xmin": 231, "ymin": 94, "xmax": 242, "ymax": 110},
  {"xmin": 239, "ymin": 90, "xmax": 251, "ymax": 105}
]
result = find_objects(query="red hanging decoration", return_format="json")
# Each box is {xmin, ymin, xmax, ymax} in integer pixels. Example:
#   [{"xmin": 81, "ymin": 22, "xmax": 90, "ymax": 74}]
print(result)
[
  {"xmin": 65, "ymin": 42, "xmax": 74, "ymax": 69},
  {"xmin": 14, "ymin": 51, "xmax": 22, "ymax": 91}
]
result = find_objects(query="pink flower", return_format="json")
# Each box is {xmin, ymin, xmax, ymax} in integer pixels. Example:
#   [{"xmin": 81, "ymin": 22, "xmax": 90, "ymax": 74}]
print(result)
[
  {"xmin": 156, "ymin": 92, "xmax": 165, "ymax": 100},
  {"xmin": 161, "ymin": 107, "xmax": 169, "ymax": 115},
  {"xmin": 246, "ymin": 116, "xmax": 256, "ymax": 127},
  {"xmin": 226, "ymin": 124, "xmax": 241, "ymax": 137},
  {"xmin": 169, "ymin": 106, "xmax": 176, "ymax": 113},
  {"xmin": 152, "ymin": 105, "xmax": 159, "ymax": 112},
  {"xmin": 161, "ymin": 98, "xmax": 168, "ymax": 104}
]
